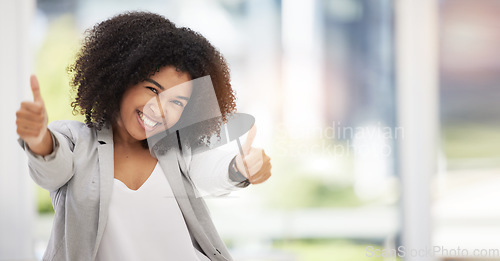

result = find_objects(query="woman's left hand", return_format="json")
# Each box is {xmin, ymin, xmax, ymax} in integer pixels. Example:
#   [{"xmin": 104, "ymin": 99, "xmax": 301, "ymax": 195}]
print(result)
[{"xmin": 234, "ymin": 125, "xmax": 272, "ymax": 184}]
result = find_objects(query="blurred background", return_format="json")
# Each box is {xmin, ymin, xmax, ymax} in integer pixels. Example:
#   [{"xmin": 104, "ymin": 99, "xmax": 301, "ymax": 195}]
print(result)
[{"xmin": 1, "ymin": 0, "xmax": 500, "ymax": 260}]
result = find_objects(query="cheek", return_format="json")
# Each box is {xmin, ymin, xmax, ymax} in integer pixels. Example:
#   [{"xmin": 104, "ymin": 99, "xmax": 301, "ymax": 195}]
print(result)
[
  {"xmin": 120, "ymin": 92, "xmax": 140, "ymax": 117},
  {"xmin": 166, "ymin": 109, "xmax": 184, "ymax": 128}
]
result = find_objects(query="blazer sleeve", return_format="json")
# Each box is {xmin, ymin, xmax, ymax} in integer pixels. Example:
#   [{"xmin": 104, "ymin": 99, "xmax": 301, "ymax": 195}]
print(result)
[
  {"xmin": 185, "ymin": 145, "xmax": 245, "ymax": 197},
  {"xmin": 18, "ymin": 121, "xmax": 77, "ymax": 191}
]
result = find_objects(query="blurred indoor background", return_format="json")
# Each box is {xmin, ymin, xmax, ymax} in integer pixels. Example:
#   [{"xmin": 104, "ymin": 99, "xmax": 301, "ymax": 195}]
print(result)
[{"xmin": 1, "ymin": 0, "xmax": 499, "ymax": 260}]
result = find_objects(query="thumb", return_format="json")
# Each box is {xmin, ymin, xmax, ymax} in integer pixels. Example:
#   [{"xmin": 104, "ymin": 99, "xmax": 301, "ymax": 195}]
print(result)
[
  {"xmin": 30, "ymin": 75, "xmax": 43, "ymax": 103},
  {"xmin": 242, "ymin": 124, "xmax": 257, "ymax": 155}
]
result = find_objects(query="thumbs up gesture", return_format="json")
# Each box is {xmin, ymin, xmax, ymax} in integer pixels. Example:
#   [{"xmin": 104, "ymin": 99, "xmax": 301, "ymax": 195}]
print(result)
[
  {"xmin": 16, "ymin": 75, "xmax": 52, "ymax": 155},
  {"xmin": 234, "ymin": 125, "xmax": 272, "ymax": 184}
]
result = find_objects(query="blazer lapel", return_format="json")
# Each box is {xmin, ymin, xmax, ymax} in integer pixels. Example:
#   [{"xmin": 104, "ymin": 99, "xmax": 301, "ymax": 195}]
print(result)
[
  {"xmin": 157, "ymin": 149, "xmax": 225, "ymax": 259},
  {"xmin": 92, "ymin": 126, "xmax": 114, "ymax": 259}
]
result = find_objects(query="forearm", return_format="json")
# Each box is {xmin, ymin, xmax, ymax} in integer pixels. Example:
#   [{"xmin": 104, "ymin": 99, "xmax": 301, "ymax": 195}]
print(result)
[
  {"xmin": 19, "ymin": 123, "xmax": 75, "ymax": 191},
  {"xmin": 27, "ymin": 130, "xmax": 53, "ymax": 156},
  {"xmin": 189, "ymin": 148, "xmax": 245, "ymax": 197}
]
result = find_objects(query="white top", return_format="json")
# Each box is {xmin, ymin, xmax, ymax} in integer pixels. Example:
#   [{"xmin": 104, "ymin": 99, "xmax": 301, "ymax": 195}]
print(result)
[{"xmin": 96, "ymin": 163, "xmax": 210, "ymax": 261}]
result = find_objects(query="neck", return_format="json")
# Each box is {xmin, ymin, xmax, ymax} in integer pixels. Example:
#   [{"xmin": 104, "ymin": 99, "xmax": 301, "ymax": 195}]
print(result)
[{"xmin": 112, "ymin": 122, "xmax": 143, "ymax": 148}]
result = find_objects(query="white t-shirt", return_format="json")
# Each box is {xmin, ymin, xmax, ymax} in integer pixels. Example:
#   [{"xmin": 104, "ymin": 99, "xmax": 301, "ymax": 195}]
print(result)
[{"xmin": 96, "ymin": 163, "xmax": 210, "ymax": 261}]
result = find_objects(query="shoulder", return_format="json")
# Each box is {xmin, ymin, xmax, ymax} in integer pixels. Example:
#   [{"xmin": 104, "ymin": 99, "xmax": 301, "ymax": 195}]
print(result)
[{"xmin": 47, "ymin": 120, "xmax": 97, "ymax": 144}]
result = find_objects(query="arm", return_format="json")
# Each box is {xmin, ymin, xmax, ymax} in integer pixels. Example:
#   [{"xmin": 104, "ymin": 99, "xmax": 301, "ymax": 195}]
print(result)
[
  {"xmin": 18, "ymin": 121, "xmax": 76, "ymax": 192},
  {"xmin": 187, "ymin": 146, "xmax": 243, "ymax": 197},
  {"xmin": 185, "ymin": 125, "xmax": 272, "ymax": 197},
  {"xmin": 16, "ymin": 75, "xmax": 75, "ymax": 191}
]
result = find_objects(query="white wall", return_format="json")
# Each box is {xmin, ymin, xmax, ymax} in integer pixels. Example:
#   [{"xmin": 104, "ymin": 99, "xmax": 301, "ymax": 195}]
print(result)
[
  {"xmin": 0, "ymin": 0, "xmax": 37, "ymax": 260},
  {"xmin": 396, "ymin": 0, "xmax": 439, "ymax": 260}
]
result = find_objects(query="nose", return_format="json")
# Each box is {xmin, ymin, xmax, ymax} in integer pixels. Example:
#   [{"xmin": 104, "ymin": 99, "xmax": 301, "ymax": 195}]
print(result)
[{"xmin": 145, "ymin": 98, "xmax": 165, "ymax": 119}]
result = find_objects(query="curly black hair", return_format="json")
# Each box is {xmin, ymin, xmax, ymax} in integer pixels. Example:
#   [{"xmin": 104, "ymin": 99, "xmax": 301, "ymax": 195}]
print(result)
[{"xmin": 68, "ymin": 11, "xmax": 237, "ymax": 149}]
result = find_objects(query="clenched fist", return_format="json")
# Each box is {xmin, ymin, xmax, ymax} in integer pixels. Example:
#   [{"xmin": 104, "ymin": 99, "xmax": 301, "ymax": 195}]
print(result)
[
  {"xmin": 234, "ymin": 125, "xmax": 272, "ymax": 184},
  {"xmin": 16, "ymin": 75, "xmax": 52, "ymax": 156}
]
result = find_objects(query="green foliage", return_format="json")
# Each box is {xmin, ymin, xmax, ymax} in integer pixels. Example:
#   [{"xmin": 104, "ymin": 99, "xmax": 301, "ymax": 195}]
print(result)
[
  {"xmin": 35, "ymin": 14, "xmax": 84, "ymax": 124},
  {"xmin": 273, "ymin": 239, "xmax": 394, "ymax": 261},
  {"xmin": 35, "ymin": 14, "xmax": 83, "ymax": 213},
  {"xmin": 264, "ymin": 136, "xmax": 363, "ymax": 210},
  {"xmin": 441, "ymin": 123, "xmax": 500, "ymax": 160},
  {"xmin": 268, "ymin": 174, "xmax": 362, "ymax": 209},
  {"xmin": 36, "ymin": 186, "xmax": 53, "ymax": 213}
]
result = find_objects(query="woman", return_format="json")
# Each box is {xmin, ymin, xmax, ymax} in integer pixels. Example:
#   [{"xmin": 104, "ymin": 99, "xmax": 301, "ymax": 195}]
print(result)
[{"xmin": 16, "ymin": 11, "xmax": 271, "ymax": 260}]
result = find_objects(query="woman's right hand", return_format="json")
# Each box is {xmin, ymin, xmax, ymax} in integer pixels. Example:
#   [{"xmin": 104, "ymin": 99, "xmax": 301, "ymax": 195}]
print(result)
[{"xmin": 16, "ymin": 75, "xmax": 53, "ymax": 156}]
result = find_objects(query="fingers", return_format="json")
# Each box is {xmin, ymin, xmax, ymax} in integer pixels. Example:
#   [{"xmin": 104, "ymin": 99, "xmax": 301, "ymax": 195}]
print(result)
[
  {"xmin": 20, "ymin": 101, "xmax": 44, "ymax": 114},
  {"xmin": 242, "ymin": 149, "xmax": 272, "ymax": 184},
  {"xmin": 250, "ymin": 169, "xmax": 271, "ymax": 184},
  {"xmin": 30, "ymin": 75, "xmax": 43, "ymax": 104},
  {"xmin": 17, "ymin": 103, "xmax": 45, "ymax": 130},
  {"xmin": 249, "ymin": 156, "xmax": 272, "ymax": 184},
  {"xmin": 233, "ymin": 125, "xmax": 272, "ymax": 185},
  {"xmin": 17, "ymin": 105, "xmax": 44, "ymax": 119},
  {"xmin": 242, "ymin": 150, "xmax": 262, "ymax": 170},
  {"xmin": 242, "ymin": 148, "xmax": 270, "ymax": 169},
  {"xmin": 16, "ymin": 75, "xmax": 48, "ymax": 146},
  {"xmin": 16, "ymin": 109, "xmax": 47, "ymax": 142},
  {"xmin": 236, "ymin": 148, "xmax": 260, "ymax": 176},
  {"xmin": 242, "ymin": 124, "xmax": 257, "ymax": 155},
  {"xmin": 16, "ymin": 112, "xmax": 45, "ymax": 134},
  {"xmin": 16, "ymin": 118, "xmax": 44, "ymax": 131},
  {"xmin": 16, "ymin": 124, "xmax": 44, "ymax": 137}
]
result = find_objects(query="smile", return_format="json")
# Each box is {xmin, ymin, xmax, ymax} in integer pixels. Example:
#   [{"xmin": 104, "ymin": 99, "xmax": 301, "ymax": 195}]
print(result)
[{"xmin": 137, "ymin": 110, "xmax": 161, "ymax": 130}]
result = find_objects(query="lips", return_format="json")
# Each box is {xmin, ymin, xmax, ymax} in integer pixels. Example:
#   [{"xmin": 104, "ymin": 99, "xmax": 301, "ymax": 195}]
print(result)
[{"xmin": 137, "ymin": 110, "xmax": 162, "ymax": 132}]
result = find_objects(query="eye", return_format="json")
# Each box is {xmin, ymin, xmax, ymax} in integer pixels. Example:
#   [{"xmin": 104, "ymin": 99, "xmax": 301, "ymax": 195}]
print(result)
[
  {"xmin": 171, "ymin": 100, "xmax": 185, "ymax": 107},
  {"xmin": 146, "ymin": 86, "xmax": 159, "ymax": 95}
]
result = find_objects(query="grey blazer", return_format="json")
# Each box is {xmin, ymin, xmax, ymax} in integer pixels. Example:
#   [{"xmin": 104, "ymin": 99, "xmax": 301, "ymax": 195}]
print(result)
[{"xmin": 19, "ymin": 120, "xmax": 241, "ymax": 261}]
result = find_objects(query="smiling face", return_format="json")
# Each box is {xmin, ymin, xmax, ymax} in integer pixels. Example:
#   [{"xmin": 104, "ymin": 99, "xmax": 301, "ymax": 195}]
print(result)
[{"xmin": 114, "ymin": 66, "xmax": 193, "ymax": 143}]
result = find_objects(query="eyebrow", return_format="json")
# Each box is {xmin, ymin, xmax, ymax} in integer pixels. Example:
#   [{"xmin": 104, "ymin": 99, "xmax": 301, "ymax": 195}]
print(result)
[
  {"xmin": 145, "ymin": 79, "xmax": 190, "ymax": 102},
  {"xmin": 145, "ymin": 79, "xmax": 165, "ymax": 90},
  {"xmin": 176, "ymin": 96, "xmax": 190, "ymax": 102}
]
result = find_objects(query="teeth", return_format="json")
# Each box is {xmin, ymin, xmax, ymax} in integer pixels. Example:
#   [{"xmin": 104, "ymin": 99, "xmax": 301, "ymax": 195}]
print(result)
[{"xmin": 138, "ymin": 111, "xmax": 159, "ymax": 128}]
